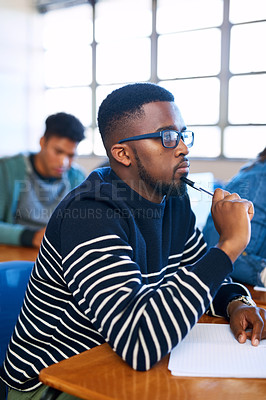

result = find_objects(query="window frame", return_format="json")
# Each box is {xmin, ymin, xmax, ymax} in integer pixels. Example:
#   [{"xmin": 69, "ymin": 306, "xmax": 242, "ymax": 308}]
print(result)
[{"xmin": 43, "ymin": 0, "xmax": 266, "ymax": 160}]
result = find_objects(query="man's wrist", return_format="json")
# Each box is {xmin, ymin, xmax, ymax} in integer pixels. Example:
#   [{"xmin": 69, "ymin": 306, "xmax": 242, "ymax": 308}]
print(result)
[
  {"xmin": 226, "ymin": 295, "xmax": 256, "ymax": 318},
  {"xmin": 216, "ymin": 241, "xmax": 242, "ymax": 263}
]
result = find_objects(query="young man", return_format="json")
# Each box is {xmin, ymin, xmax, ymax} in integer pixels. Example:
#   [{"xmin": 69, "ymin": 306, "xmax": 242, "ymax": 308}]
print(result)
[
  {"xmin": 1, "ymin": 83, "xmax": 265, "ymax": 399},
  {"xmin": 0, "ymin": 112, "xmax": 86, "ymax": 248}
]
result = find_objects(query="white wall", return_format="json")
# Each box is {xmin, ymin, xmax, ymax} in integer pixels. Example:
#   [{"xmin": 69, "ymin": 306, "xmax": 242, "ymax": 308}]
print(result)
[
  {"xmin": 189, "ymin": 159, "xmax": 247, "ymax": 183},
  {"xmin": 0, "ymin": 0, "xmax": 45, "ymax": 156}
]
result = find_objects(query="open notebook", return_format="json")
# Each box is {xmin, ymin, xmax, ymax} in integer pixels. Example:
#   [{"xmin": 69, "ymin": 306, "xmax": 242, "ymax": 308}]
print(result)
[{"xmin": 168, "ymin": 324, "xmax": 266, "ymax": 378}]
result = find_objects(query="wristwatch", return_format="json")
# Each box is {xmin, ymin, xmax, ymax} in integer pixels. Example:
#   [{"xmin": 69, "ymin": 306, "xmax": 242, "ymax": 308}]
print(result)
[{"xmin": 226, "ymin": 295, "xmax": 256, "ymax": 318}]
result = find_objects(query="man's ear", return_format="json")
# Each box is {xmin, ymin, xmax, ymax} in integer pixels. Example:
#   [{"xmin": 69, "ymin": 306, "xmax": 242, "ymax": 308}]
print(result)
[
  {"xmin": 111, "ymin": 144, "xmax": 131, "ymax": 167},
  {"xmin": 39, "ymin": 136, "xmax": 46, "ymax": 150}
]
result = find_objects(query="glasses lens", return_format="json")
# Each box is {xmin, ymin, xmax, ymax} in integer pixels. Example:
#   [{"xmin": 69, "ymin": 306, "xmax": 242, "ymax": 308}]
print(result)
[
  {"xmin": 182, "ymin": 131, "xmax": 194, "ymax": 148},
  {"xmin": 162, "ymin": 130, "xmax": 194, "ymax": 148},
  {"xmin": 163, "ymin": 130, "xmax": 178, "ymax": 148}
]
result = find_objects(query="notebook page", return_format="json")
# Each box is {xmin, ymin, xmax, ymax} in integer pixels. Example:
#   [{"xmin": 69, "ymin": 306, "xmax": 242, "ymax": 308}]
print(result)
[
  {"xmin": 254, "ymin": 286, "xmax": 266, "ymax": 292},
  {"xmin": 168, "ymin": 323, "xmax": 266, "ymax": 378}
]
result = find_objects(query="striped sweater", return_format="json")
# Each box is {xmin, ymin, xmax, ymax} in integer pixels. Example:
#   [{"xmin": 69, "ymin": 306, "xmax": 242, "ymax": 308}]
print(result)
[{"xmin": 1, "ymin": 167, "xmax": 249, "ymax": 391}]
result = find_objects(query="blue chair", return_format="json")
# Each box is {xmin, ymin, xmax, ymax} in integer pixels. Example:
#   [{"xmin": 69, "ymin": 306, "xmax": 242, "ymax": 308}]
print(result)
[{"xmin": 0, "ymin": 260, "xmax": 34, "ymax": 398}]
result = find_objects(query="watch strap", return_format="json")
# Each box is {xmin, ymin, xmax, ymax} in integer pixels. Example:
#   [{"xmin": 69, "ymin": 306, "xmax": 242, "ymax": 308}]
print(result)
[{"xmin": 226, "ymin": 295, "xmax": 256, "ymax": 318}]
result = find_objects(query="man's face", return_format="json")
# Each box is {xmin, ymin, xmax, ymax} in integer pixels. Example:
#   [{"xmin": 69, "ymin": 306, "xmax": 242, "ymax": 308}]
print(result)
[
  {"xmin": 37, "ymin": 136, "xmax": 78, "ymax": 178},
  {"xmin": 125, "ymin": 101, "xmax": 190, "ymax": 201}
]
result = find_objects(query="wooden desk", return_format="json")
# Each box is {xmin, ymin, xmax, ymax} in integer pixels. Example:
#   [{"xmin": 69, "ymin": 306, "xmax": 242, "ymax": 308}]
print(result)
[
  {"xmin": 246, "ymin": 284, "xmax": 266, "ymax": 308},
  {"xmin": 0, "ymin": 244, "xmax": 38, "ymax": 262},
  {"xmin": 39, "ymin": 314, "xmax": 266, "ymax": 400}
]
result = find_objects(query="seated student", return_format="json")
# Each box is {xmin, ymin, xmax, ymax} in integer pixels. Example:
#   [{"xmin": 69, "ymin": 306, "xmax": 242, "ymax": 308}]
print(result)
[
  {"xmin": 0, "ymin": 112, "xmax": 86, "ymax": 248},
  {"xmin": 1, "ymin": 83, "xmax": 265, "ymax": 400},
  {"xmin": 203, "ymin": 147, "xmax": 266, "ymax": 287}
]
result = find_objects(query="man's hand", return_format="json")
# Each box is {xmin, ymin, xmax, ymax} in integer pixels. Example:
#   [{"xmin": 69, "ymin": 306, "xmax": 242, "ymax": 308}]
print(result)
[
  {"xmin": 211, "ymin": 188, "xmax": 254, "ymax": 263},
  {"xmin": 228, "ymin": 301, "xmax": 266, "ymax": 346},
  {"xmin": 32, "ymin": 227, "xmax": 46, "ymax": 248}
]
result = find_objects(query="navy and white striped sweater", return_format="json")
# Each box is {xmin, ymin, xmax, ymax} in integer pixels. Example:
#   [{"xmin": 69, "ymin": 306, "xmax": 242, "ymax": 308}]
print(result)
[{"xmin": 1, "ymin": 167, "xmax": 249, "ymax": 391}]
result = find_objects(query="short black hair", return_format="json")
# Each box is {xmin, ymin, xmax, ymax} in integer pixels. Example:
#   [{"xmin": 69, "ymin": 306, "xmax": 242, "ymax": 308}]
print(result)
[
  {"xmin": 97, "ymin": 83, "xmax": 175, "ymax": 153},
  {"xmin": 44, "ymin": 112, "xmax": 85, "ymax": 143}
]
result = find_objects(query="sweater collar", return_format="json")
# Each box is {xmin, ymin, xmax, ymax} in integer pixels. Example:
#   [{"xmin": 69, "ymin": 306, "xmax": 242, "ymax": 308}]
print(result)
[{"xmin": 104, "ymin": 168, "xmax": 167, "ymax": 212}]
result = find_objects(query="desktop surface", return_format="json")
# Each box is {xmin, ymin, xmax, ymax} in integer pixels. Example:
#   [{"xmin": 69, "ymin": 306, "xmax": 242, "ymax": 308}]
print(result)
[
  {"xmin": 0, "ymin": 244, "xmax": 38, "ymax": 262},
  {"xmin": 39, "ymin": 314, "xmax": 266, "ymax": 400}
]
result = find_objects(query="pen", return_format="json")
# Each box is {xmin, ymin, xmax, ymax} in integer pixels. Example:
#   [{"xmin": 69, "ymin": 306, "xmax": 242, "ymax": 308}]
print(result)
[{"xmin": 181, "ymin": 176, "xmax": 214, "ymax": 197}]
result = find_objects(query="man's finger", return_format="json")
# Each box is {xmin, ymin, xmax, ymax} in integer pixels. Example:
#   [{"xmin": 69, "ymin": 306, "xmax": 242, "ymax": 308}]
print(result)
[
  {"xmin": 250, "ymin": 319, "xmax": 264, "ymax": 346},
  {"xmin": 212, "ymin": 188, "xmax": 231, "ymax": 201},
  {"xmin": 231, "ymin": 199, "xmax": 254, "ymax": 221},
  {"xmin": 231, "ymin": 310, "xmax": 264, "ymax": 346},
  {"xmin": 231, "ymin": 324, "xmax": 248, "ymax": 344},
  {"xmin": 247, "ymin": 200, "xmax": 254, "ymax": 218}
]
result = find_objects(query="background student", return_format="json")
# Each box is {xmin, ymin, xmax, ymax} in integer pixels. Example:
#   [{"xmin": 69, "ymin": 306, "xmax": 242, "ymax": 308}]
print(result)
[
  {"xmin": 203, "ymin": 147, "xmax": 266, "ymax": 287},
  {"xmin": 0, "ymin": 112, "xmax": 86, "ymax": 248}
]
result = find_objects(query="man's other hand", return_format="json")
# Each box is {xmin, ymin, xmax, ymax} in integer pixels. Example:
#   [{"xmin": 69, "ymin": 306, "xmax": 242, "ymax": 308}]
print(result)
[
  {"xmin": 228, "ymin": 301, "xmax": 266, "ymax": 346},
  {"xmin": 32, "ymin": 227, "xmax": 46, "ymax": 248},
  {"xmin": 211, "ymin": 188, "xmax": 254, "ymax": 262}
]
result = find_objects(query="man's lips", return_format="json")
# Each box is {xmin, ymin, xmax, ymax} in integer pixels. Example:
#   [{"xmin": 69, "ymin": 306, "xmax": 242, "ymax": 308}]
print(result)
[
  {"xmin": 55, "ymin": 168, "xmax": 65, "ymax": 174},
  {"xmin": 174, "ymin": 160, "xmax": 190, "ymax": 173}
]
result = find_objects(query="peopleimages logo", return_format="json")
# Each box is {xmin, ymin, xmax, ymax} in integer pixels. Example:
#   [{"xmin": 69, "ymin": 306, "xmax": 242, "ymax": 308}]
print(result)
[
  {"xmin": 76, "ymin": 177, "xmax": 188, "ymax": 203},
  {"xmin": 16, "ymin": 179, "xmax": 69, "ymax": 202},
  {"xmin": 55, "ymin": 207, "xmax": 164, "ymax": 220},
  {"xmin": 15, "ymin": 208, "xmax": 51, "ymax": 220}
]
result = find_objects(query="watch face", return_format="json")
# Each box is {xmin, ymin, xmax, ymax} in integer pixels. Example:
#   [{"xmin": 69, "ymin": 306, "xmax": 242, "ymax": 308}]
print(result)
[
  {"xmin": 227, "ymin": 295, "xmax": 256, "ymax": 318},
  {"xmin": 232, "ymin": 295, "xmax": 256, "ymax": 307},
  {"xmin": 242, "ymin": 296, "xmax": 256, "ymax": 307}
]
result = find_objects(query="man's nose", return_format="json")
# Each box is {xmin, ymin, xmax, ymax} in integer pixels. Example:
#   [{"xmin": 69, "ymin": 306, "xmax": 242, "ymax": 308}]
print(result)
[
  {"xmin": 174, "ymin": 138, "xmax": 189, "ymax": 156},
  {"xmin": 59, "ymin": 155, "xmax": 70, "ymax": 168}
]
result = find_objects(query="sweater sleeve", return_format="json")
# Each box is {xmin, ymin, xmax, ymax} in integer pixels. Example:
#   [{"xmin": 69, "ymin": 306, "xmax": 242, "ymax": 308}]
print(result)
[
  {"xmin": 0, "ymin": 154, "xmax": 32, "ymax": 246},
  {"xmin": 0, "ymin": 221, "xmax": 25, "ymax": 245},
  {"xmin": 179, "ymin": 211, "xmax": 250, "ymax": 320},
  {"xmin": 59, "ymin": 200, "xmax": 237, "ymax": 371}
]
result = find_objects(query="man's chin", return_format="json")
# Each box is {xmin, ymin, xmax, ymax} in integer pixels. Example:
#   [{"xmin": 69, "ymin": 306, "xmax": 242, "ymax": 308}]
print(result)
[{"xmin": 163, "ymin": 181, "xmax": 187, "ymax": 198}]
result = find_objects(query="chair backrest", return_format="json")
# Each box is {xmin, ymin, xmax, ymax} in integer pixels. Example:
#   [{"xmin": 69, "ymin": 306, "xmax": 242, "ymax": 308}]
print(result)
[{"xmin": 0, "ymin": 260, "xmax": 34, "ymax": 365}]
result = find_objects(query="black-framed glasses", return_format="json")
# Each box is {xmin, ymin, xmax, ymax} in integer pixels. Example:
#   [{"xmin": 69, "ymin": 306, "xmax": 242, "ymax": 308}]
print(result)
[{"xmin": 118, "ymin": 129, "xmax": 194, "ymax": 149}]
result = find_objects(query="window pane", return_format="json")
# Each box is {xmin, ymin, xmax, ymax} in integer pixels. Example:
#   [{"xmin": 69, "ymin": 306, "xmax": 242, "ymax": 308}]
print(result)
[
  {"xmin": 97, "ymin": 38, "xmax": 151, "ymax": 84},
  {"xmin": 224, "ymin": 126, "xmax": 265, "ymax": 158},
  {"xmin": 43, "ymin": 5, "xmax": 93, "ymax": 49},
  {"xmin": 43, "ymin": 5, "xmax": 93, "ymax": 88},
  {"xmin": 45, "ymin": 47, "xmax": 92, "ymax": 87},
  {"xmin": 95, "ymin": 0, "xmax": 152, "ymax": 42},
  {"xmin": 160, "ymin": 78, "xmax": 220, "ymax": 125},
  {"xmin": 77, "ymin": 128, "xmax": 93, "ymax": 156},
  {"xmin": 157, "ymin": 0, "xmax": 223, "ymax": 34},
  {"xmin": 44, "ymin": 87, "xmax": 92, "ymax": 126},
  {"xmin": 94, "ymin": 128, "xmax": 107, "ymax": 156},
  {"xmin": 95, "ymin": 86, "xmax": 125, "ymax": 156},
  {"xmin": 228, "ymin": 75, "xmax": 266, "ymax": 124},
  {"xmin": 229, "ymin": 0, "xmax": 266, "ymax": 23},
  {"xmin": 188, "ymin": 126, "xmax": 221, "ymax": 157},
  {"xmin": 158, "ymin": 29, "xmax": 221, "ymax": 79},
  {"xmin": 230, "ymin": 22, "xmax": 266, "ymax": 73},
  {"xmin": 96, "ymin": 84, "xmax": 123, "ymax": 118}
]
